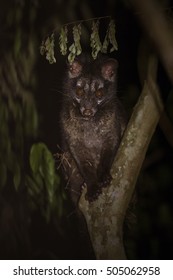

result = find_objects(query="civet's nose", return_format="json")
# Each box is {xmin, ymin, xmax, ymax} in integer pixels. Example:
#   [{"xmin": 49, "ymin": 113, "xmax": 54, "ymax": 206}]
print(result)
[{"xmin": 82, "ymin": 108, "xmax": 93, "ymax": 117}]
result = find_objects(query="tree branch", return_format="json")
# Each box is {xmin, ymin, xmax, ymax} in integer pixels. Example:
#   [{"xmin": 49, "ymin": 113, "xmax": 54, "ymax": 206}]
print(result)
[
  {"xmin": 131, "ymin": 0, "xmax": 173, "ymax": 85},
  {"xmin": 79, "ymin": 55, "xmax": 164, "ymax": 259}
]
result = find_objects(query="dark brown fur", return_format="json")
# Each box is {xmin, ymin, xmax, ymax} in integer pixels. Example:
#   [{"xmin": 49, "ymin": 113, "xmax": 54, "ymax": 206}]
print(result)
[{"xmin": 59, "ymin": 55, "xmax": 126, "ymax": 206}]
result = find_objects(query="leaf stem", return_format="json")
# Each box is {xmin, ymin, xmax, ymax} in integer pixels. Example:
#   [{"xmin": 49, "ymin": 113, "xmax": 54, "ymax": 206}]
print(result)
[
  {"xmin": 44, "ymin": 16, "xmax": 112, "ymax": 39},
  {"xmin": 63, "ymin": 16, "xmax": 112, "ymax": 27}
]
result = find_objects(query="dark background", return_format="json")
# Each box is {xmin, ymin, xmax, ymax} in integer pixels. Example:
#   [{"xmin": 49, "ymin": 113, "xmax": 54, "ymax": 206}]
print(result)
[{"xmin": 0, "ymin": 0, "xmax": 173, "ymax": 259}]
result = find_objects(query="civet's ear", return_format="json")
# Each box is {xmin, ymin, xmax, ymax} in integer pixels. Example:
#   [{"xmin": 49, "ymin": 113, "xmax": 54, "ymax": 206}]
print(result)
[
  {"xmin": 68, "ymin": 59, "xmax": 83, "ymax": 78},
  {"xmin": 101, "ymin": 59, "xmax": 118, "ymax": 82}
]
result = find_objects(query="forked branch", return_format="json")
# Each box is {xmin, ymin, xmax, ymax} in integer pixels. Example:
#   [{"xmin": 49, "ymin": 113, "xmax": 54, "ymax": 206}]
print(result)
[{"xmin": 79, "ymin": 55, "xmax": 164, "ymax": 259}]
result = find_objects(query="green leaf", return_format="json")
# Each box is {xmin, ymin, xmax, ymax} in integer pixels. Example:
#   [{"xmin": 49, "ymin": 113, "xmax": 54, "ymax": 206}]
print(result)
[
  {"xmin": 29, "ymin": 142, "xmax": 57, "ymax": 204},
  {"xmin": 27, "ymin": 143, "xmax": 63, "ymax": 221},
  {"xmin": 40, "ymin": 34, "xmax": 56, "ymax": 64},
  {"xmin": 73, "ymin": 24, "xmax": 82, "ymax": 56},
  {"xmin": 25, "ymin": 175, "xmax": 42, "ymax": 211},
  {"xmin": 30, "ymin": 143, "xmax": 45, "ymax": 174},
  {"xmin": 42, "ymin": 147, "xmax": 56, "ymax": 203},
  {"xmin": 101, "ymin": 31, "xmax": 109, "ymax": 54},
  {"xmin": 68, "ymin": 43, "xmax": 76, "ymax": 63},
  {"xmin": 101, "ymin": 19, "xmax": 118, "ymax": 54},
  {"xmin": 33, "ymin": 173, "xmax": 44, "ymax": 188},
  {"xmin": 69, "ymin": 42, "xmax": 76, "ymax": 54},
  {"xmin": 59, "ymin": 26, "xmax": 68, "ymax": 56},
  {"xmin": 108, "ymin": 20, "xmax": 118, "ymax": 52},
  {"xmin": 26, "ymin": 175, "xmax": 41, "ymax": 196},
  {"xmin": 42, "ymin": 147, "xmax": 55, "ymax": 186},
  {"xmin": 90, "ymin": 20, "xmax": 102, "ymax": 59}
]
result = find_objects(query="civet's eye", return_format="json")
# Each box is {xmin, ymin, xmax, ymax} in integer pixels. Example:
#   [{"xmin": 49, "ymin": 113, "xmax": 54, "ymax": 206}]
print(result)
[
  {"xmin": 76, "ymin": 87, "xmax": 84, "ymax": 97},
  {"xmin": 95, "ymin": 89, "xmax": 103, "ymax": 99}
]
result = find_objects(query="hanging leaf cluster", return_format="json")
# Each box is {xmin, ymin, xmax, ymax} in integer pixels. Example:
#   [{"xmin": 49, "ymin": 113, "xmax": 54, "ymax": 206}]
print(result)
[
  {"xmin": 40, "ymin": 33, "xmax": 56, "ymax": 64},
  {"xmin": 40, "ymin": 18, "xmax": 118, "ymax": 64}
]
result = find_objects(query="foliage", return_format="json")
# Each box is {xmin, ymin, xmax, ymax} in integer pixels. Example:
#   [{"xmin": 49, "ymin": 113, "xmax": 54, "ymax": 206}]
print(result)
[
  {"xmin": 0, "ymin": 70, "xmax": 37, "ymax": 192},
  {"xmin": 68, "ymin": 24, "xmax": 82, "ymax": 62},
  {"xmin": 90, "ymin": 20, "xmax": 102, "ymax": 59},
  {"xmin": 40, "ymin": 33, "xmax": 56, "ymax": 64},
  {"xmin": 0, "ymin": 0, "xmax": 64, "ymax": 225},
  {"xmin": 0, "ymin": 56, "xmax": 64, "ymax": 223},
  {"xmin": 59, "ymin": 26, "xmax": 68, "ymax": 56},
  {"xmin": 105, "ymin": 19, "xmax": 118, "ymax": 53},
  {"xmin": 40, "ymin": 17, "xmax": 118, "ymax": 63},
  {"xmin": 26, "ymin": 143, "xmax": 64, "ymax": 222}
]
